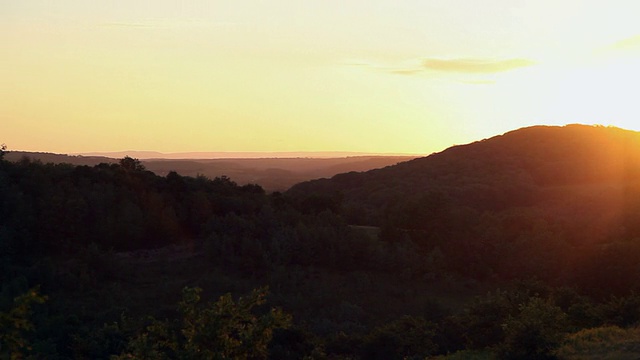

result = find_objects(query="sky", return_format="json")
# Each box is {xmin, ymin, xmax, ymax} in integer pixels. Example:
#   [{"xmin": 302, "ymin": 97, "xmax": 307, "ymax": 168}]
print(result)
[{"xmin": 2, "ymin": 1, "xmax": 640, "ymax": 156}]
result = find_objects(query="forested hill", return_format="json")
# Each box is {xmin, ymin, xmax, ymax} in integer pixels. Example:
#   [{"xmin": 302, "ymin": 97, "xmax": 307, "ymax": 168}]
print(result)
[
  {"xmin": 289, "ymin": 124, "xmax": 640, "ymax": 222},
  {"xmin": 288, "ymin": 124, "xmax": 640, "ymax": 291}
]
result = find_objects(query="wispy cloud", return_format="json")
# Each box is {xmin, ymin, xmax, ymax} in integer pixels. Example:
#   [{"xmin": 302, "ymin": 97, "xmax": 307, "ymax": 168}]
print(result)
[
  {"xmin": 421, "ymin": 58, "xmax": 535, "ymax": 73},
  {"xmin": 99, "ymin": 22, "xmax": 156, "ymax": 28},
  {"xmin": 97, "ymin": 19, "xmax": 239, "ymax": 30},
  {"xmin": 342, "ymin": 60, "xmax": 378, "ymax": 67},
  {"xmin": 389, "ymin": 68, "xmax": 424, "ymax": 75},
  {"xmin": 606, "ymin": 34, "xmax": 640, "ymax": 52},
  {"xmin": 344, "ymin": 57, "xmax": 535, "ymax": 83}
]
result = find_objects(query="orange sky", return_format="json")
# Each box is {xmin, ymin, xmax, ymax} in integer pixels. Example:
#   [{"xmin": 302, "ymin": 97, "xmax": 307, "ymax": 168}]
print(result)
[{"xmin": 2, "ymin": 1, "xmax": 640, "ymax": 155}]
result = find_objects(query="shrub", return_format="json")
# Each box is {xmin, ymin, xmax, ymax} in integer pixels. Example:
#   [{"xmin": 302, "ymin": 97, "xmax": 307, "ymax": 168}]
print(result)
[
  {"xmin": 555, "ymin": 326, "xmax": 640, "ymax": 360},
  {"xmin": 499, "ymin": 297, "xmax": 568, "ymax": 359}
]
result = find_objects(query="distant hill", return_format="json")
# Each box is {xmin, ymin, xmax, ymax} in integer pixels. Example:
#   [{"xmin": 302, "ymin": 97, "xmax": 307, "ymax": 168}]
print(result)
[
  {"xmin": 4, "ymin": 152, "xmax": 115, "ymax": 166},
  {"xmin": 75, "ymin": 150, "xmax": 418, "ymax": 159},
  {"xmin": 4, "ymin": 152, "xmax": 417, "ymax": 191},
  {"xmin": 289, "ymin": 124, "xmax": 640, "ymax": 216},
  {"xmin": 288, "ymin": 124, "xmax": 640, "ymax": 285}
]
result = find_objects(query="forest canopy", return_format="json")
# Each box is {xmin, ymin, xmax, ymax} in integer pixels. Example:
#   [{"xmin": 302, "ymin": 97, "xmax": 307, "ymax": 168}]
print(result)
[{"xmin": 4, "ymin": 125, "xmax": 640, "ymax": 358}]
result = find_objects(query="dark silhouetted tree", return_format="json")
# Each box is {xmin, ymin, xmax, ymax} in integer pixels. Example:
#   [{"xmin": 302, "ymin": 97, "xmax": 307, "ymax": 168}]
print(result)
[{"xmin": 119, "ymin": 156, "xmax": 145, "ymax": 172}]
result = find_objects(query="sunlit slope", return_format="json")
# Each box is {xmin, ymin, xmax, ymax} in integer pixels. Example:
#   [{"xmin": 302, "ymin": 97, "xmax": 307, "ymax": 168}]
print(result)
[{"xmin": 288, "ymin": 124, "xmax": 640, "ymax": 240}]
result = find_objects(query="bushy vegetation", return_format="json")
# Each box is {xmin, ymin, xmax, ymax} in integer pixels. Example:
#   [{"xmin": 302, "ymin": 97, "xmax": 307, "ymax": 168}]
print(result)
[
  {"xmin": 114, "ymin": 286, "xmax": 291, "ymax": 360},
  {"xmin": 555, "ymin": 326, "xmax": 640, "ymax": 360},
  {"xmin": 0, "ymin": 287, "xmax": 47, "ymax": 359},
  {"xmin": 4, "ymin": 125, "xmax": 640, "ymax": 358}
]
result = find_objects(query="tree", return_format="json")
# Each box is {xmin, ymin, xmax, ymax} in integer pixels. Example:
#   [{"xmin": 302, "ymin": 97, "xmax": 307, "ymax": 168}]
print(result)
[
  {"xmin": 361, "ymin": 316, "xmax": 438, "ymax": 360},
  {"xmin": 499, "ymin": 297, "xmax": 568, "ymax": 359},
  {"xmin": 116, "ymin": 286, "xmax": 291, "ymax": 360},
  {"xmin": 0, "ymin": 287, "xmax": 47, "ymax": 359},
  {"xmin": 0, "ymin": 143, "xmax": 6, "ymax": 161},
  {"xmin": 119, "ymin": 156, "xmax": 145, "ymax": 172}
]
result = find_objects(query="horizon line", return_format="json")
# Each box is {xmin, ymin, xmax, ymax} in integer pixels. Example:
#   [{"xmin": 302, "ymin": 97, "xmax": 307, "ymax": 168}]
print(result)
[{"xmin": 13, "ymin": 150, "xmax": 425, "ymax": 160}]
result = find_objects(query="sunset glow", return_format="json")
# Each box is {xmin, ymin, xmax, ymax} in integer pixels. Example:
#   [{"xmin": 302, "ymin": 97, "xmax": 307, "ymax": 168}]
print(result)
[{"xmin": 2, "ymin": 1, "xmax": 640, "ymax": 155}]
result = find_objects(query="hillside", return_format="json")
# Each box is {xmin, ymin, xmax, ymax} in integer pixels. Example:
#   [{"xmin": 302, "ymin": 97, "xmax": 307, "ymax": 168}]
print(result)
[
  {"xmin": 289, "ymin": 124, "xmax": 640, "ymax": 289},
  {"xmin": 290, "ymin": 124, "xmax": 640, "ymax": 223}
]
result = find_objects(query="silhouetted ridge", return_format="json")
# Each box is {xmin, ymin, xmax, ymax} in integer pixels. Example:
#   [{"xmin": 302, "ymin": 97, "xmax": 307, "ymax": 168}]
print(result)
[
  {"xmin": 4, "ymin": 152, "xmax": 416, "ymax": 191},
  {"xmin": 288, "ymin": 124, "xmax": 640, "ymax": 221},
  {"xmin": 284, "ymin": 124, "xmax": 640, "ymax": 296}
]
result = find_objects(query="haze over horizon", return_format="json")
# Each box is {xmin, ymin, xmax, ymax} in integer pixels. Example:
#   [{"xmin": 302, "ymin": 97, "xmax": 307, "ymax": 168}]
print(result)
[
  {"xmin": 3, "ymin": 1, "xmax": 640, "ymax": 155},
  {"xmin": 72, "ymin": 150, "xmax": 422, "ymax": 160}
]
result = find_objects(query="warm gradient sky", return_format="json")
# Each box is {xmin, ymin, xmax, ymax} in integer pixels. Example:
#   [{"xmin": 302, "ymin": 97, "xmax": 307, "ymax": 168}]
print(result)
[{"xmin": 2, "ymin": 1, "xmax": 640, "ymax": 155}]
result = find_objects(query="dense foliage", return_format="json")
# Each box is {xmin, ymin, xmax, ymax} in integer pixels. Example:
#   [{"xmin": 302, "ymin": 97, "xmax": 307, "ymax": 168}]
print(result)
[
  {"xmin": 114, "ymin": 286, "xmax": 291, "ymax": 360},
  {"xmin": 4, "ymin": 125, "xmax": 640, "ymax": 358}
]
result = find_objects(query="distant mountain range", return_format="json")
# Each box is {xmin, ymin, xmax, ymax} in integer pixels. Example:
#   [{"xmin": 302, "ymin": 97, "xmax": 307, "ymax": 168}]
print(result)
[
  {"xmin": 4, "ymin": 151, "xmax": 418, "ymax": 191},
  {"xmin": 73, "ymin": 151, "xmax": 421, "ymax": 160}
]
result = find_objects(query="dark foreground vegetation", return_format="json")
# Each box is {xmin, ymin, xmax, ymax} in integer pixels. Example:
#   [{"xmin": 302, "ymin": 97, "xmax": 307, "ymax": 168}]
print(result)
[{"xmin": 3, "ymin": 125, "xmax": 640, "ymax": 359}]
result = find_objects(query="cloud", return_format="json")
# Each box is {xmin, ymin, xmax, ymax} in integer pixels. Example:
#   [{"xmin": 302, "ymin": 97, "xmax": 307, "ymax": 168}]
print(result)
[
  {"xmin": 97, "ymin": 19, "xmax": 238, "ymax": 30},
  {"xmin": 342, "ymin": 60, "xmax": 377, "ymax": 67},
  {"xmin": 99, "ymin": 22, "xmax": 155, "ymax": 28},
  {"xmin": 607, "ymin": 34, "xmax": 640, "ymax": 52},
  {"xmin": 421, "ymin": 58, "xmax": 535, "ymax": 73},
  {"xmin": 346, "ymin": 57, "xmax": 534, "ymax": 80},
  {"xmin": 389, "ymin": 68, "xmax": 424, "ymax": 75}
]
